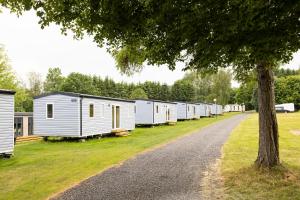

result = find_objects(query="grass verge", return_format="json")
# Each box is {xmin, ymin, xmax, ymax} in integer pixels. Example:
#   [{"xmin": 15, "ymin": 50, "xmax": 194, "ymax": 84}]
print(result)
[
  {"xmin": 0, "ymin": 113, "xmax": 238, "ymax": 200},
  {"xmin": 221, "ymin": 112, "xmax": 300, "ymax": 200}
]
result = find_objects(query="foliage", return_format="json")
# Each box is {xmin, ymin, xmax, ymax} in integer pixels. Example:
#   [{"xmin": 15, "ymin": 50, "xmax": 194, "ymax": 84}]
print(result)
[
  {"xmin": 275, "ymin": 75, "xmax": 300, "ymax": 109},
  {"xmin": 2, "ymin": 0, "xmax": 299, "ymax": 76},
  {"xmin": 44, "ymin": 67, "xmax": 65, "ymax": 92},
  {"xmin": 113, "ymin": 46, "xmax": 145, "ymax": 76},
  {"xmin": 129, "ymin": 87, "xmax": 148, "ymax": 99},
  {"xmin": 61, "ymin": 72, "xmax": 97, "ymax": 94},
  {"xmin": 27, "ymin": 71, "xmax": 43, "ymax": 97},
  {"xmin": 274, "ymin": 67, "xmax": 300, "ymax": 78},
  {"xmin": 171, "ymin": 79, "xmax": 195, "ymax": 102},
  {"xmin": 0, "ymin": 45, "xmax": 32, "ymax": 111},
  {"xmin": 235, "ymin": 81, "xmax": 257, "ymax": 110},
  {"xmin": 182, "ymin": 70, "xmax": 232, "ymax": 104}
]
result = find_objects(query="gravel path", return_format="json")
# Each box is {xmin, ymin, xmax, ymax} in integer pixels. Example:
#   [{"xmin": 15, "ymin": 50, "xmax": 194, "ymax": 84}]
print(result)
[{"xmin": 54, "ymin": 114, "xmax": 247, "ymax": 200}]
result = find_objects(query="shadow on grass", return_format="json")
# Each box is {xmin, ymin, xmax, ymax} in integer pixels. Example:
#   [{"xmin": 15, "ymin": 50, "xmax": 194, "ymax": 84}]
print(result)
[{"xmin": 223, "ymin": 163, "xmax": 300, "ymax": 200}]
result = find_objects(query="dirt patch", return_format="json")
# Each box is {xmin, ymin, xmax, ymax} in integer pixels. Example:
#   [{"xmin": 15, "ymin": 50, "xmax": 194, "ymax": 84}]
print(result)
[
  {"xmin": 200, "ymin": 159, "xmax": 225, "ymax": 200},
  {"xmin": 290, "ymin": 130, "xmax": 300, "ymax": 136}
]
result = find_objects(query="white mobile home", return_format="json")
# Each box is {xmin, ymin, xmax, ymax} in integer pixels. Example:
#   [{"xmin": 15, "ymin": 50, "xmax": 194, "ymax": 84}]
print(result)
[
  {"xmin": 275, "ymin": 103, "xmax": 295, "ymax": 112},
  {"xmin": 176, "ymin": 102, "xmax": 199, "ymax": 120},
  {"xmin": 0, "ymin": 89, "xmax": 15, "ymax": 157},
  {"xmin": 196, "ymin": 103, "xmax": 211, "ymax": 117},
  {"xmin": 135, "ymin": 99, "xmax": 177, "ymax": 125},
  {"xmin": 34, "ymin": 92, "xmax": 135, "ymax": 137},
  {"xmin": 210, "ymin": 104, "xmax": 223, "ymax": 115}
]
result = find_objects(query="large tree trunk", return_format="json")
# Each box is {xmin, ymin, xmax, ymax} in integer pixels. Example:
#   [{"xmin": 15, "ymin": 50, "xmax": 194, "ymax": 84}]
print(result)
[{"xmin": 255, "ymin": 63, "xmax": 280, "ymax": 168}]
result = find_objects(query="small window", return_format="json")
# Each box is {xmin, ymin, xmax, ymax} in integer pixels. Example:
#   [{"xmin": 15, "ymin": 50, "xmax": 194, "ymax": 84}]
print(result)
[
  {"xmin": 134, "ymin": 105, "xmax": 136, "ymax": 113},
  {"xmin": 188, "ymin": 106, "xmax": 190, "ymax": 111},
  {"xmin": 156, "ymin": 105, "xmax": 159, "ymax": 113},
  {"xmin": 47, "ymin": 104, "xmax": 53, "ymax": 119},
  {"xmin": 89, "ymin": 104, "xmax": 94, "ymax": 118}
]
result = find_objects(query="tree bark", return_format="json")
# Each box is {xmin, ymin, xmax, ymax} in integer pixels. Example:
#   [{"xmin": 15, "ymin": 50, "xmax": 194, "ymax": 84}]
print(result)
[{"xmin": 255, "ymin": 63, "xmax": 280, "ymax": 168}]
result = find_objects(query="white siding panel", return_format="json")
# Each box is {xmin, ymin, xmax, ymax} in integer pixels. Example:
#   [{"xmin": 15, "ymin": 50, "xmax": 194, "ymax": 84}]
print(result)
[
  {"xmin": 34, "ymin": 95, "xmax": 80, "ymax": 137},
  {"xmin": 176, "ymin": 103, "xmax": 187, "ymax": 120},
  {"xmin": 196, "ymin": 104, "xmax": 205, "ymax": 117},
  {"xmin": 135, "ymin": 100, "xmax": 154, "ymax": 125},
  {"xmin": 82, "ymin": 98, "xmax": 135, "ymax": 136},
  {"xmin": 0, "ymin": 94, "xmax": 14, "ymax": 154}
]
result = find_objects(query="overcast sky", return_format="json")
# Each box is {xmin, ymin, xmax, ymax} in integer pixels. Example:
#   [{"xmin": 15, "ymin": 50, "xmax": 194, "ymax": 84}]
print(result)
[{"xmin": 0, "ymin": 9, "xmax": 299, "ymax": 87}]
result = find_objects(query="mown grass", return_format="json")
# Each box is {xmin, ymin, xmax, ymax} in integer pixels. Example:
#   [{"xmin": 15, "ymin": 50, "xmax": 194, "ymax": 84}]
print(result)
[
  {"xmin": 222, "ymin": 112, "xmax": 300, "ymax": 200},
  {"xmin": 0, "ymin": 113, "xmax": 238, "ymax": 200}
]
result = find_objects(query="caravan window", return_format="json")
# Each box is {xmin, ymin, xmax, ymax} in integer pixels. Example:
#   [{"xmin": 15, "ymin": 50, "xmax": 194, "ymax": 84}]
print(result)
[
  {"xmin": 156, "ymin": 105, "xmax": 159, "ymax": 113},
  {"xmin": 47, "ymin": 104, "xmax": 53, "ymax": 119},
  {"xmin": 89, "ymin": 104, "xmax": 94, "ymax": 118}
]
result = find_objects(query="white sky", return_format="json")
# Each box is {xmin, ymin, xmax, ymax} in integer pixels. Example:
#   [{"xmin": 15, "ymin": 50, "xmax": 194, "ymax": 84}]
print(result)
[{"xmin": 0, "ymin": 9, "xmax": 299, "ymax": 87}]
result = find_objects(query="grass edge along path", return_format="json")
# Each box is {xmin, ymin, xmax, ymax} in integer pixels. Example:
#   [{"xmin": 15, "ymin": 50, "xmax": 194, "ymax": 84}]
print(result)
[
  {"xmin": 0, "ymin": 113, "xmax": 238, "ymax": 200},
  {"xmin": 221, "ymin": 112, "xmax": 300, "ymax": 200}
]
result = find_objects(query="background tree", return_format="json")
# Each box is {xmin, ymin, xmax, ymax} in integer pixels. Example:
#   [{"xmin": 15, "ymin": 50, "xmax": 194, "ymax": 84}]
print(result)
[
  {"xmin": 129, "ymin": 88, "xmax": 148, "ymax": 100},
  {"xmin": 0, "ymin": 44, "xmax": 32, "ymax": 111},
  {"xmin": 61, "ymin": 72, "xmax": 96, "ymax": 94},
  {"xmin": 274, "ymin": 67, "xmax": 300, "ymax": 78},
  {"xmin": 275, "ymin": 75, "xmax": 300, "ymax": 110},
  {"xmin": 210, "ymin": 70, "xmax": 232, "ymax": 105},
  {"xmin": 27, "ymin": 71, "xmax": 43, "ymax": 97},
  {"xmin": 171, "ymin": 80, "xmax": 195, "ymax": 102},
  {"xmin": 44, "ymin": 67, "xmax": 65, "ymax": 92},
  {"xmin": 182, "ymin": 70, "xmax": 232, "ymax": 104}
]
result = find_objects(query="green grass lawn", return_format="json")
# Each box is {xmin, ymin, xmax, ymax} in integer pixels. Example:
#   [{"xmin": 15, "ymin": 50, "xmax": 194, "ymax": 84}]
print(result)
[
  {"xmin": 222, "ymin": 112, "xmax": 300, "ymax": 200},
  {"xmin": 0, "ymin": 113, "xmax": 237, "ymax": 200}
]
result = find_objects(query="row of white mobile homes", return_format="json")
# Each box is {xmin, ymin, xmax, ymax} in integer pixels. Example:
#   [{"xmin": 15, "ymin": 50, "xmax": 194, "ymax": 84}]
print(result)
[
  {"xmin": 135, "ymin": 99, "xmax": 177, "ymax": 125},
  {"xmin": 0, "ymin": 89, "xmax": 15, "ymax": 157},
  {"xmin": 224, "ymin": 104, "xmax": 245, "ymax": 112},
  {"xmin": 1, "ymin": 90, "xmax": 225, "ymax": 157},
  {"xmin": 33, "ymin": 92, "xmax": 135, "ymax": 137}
]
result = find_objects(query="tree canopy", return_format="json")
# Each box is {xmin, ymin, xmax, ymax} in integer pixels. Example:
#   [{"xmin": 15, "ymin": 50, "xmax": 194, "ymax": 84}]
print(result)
[
  {"xmin": 44, "ymin": 67, "xmax": 65, "ymax": 92},
  {"xmin": 129, "ymin": 88, "xmax": 148, "ymax": 100},
  {"xmin": 2, "ymin": 0, "xmax": 299, "ymax": 75}
]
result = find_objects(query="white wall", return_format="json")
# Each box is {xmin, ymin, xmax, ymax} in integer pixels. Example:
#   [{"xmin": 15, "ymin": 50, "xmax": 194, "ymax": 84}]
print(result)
[
  {"xmin": 177, "ymin": 102, "xmax": 187, "ymax": 119},
  {"xmin": 135, "ymin": 100, "xmax": 154, "ymax": 125},
  {"xmin": 34, "ymin": 94, "xmax": 81, "ymax": 137},
  {"xmin": 82, "ymin": 98, "xmax": 135, "ymax": 136},
  {"xmin": 0, "ymin": 94, "xmax": 14, "ymax": 154}
]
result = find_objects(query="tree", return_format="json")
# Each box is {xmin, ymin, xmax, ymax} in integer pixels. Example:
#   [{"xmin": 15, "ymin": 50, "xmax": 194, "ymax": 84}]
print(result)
[
  {"xmin": 275, "ymin": 75, "xmax": 300, "ymax": 110},
  {"xmin": 0, "ymin": 44, "xmax": 32, "ymax": 111},
  {"xmin": 274, "ymin": 67, "xmax": 300, "ymax": 78},
  {"xmin": 171, "ymin": 80, "xmax": 195, "ymax": 102},
  {"xmin": 235, "ymin": 82, "xmax": 257, "ymax": 111},
  {"xmin": 129, "ymin": 88, "xmax": 148, "ymax": 100},
  {"xmin": 4, "ymin": 0, "xmax": 300, "ymax": 167},
  {"xmin": 28, "ymin": 72, "xmax": 43, "ymax": 97},
  {"xmin": 44, "ymin": 67, "xmax": 65, "ymax": 92},
  {"xmin": 61, "ymin": 73, "xmax": 96, "ymax": 94},
  {"xmin": 182, "ymin": 70, "xmax": 232, "ymax": 104}
]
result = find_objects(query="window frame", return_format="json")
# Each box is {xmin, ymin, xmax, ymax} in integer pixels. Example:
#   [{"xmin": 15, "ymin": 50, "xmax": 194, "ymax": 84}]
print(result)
[
  {"xmin": 46, "ymin": 103, "xmax": 54, "ymax": 119},
  {"xmin": 89, "ymin": 103, "xmax": 94, "ymax": 118}
]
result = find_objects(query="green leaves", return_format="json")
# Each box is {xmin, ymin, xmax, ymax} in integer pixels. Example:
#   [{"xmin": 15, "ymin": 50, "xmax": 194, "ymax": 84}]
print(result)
[{"xmin": 2, "ymin": 0, "xmax": 299, "ymax": 74}]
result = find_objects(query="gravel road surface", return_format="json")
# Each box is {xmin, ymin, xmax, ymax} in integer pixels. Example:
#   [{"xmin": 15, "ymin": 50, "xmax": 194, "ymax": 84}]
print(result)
[{"xmin": 54, "ymin": 114, "xmax": 247, "ymax": 200}]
